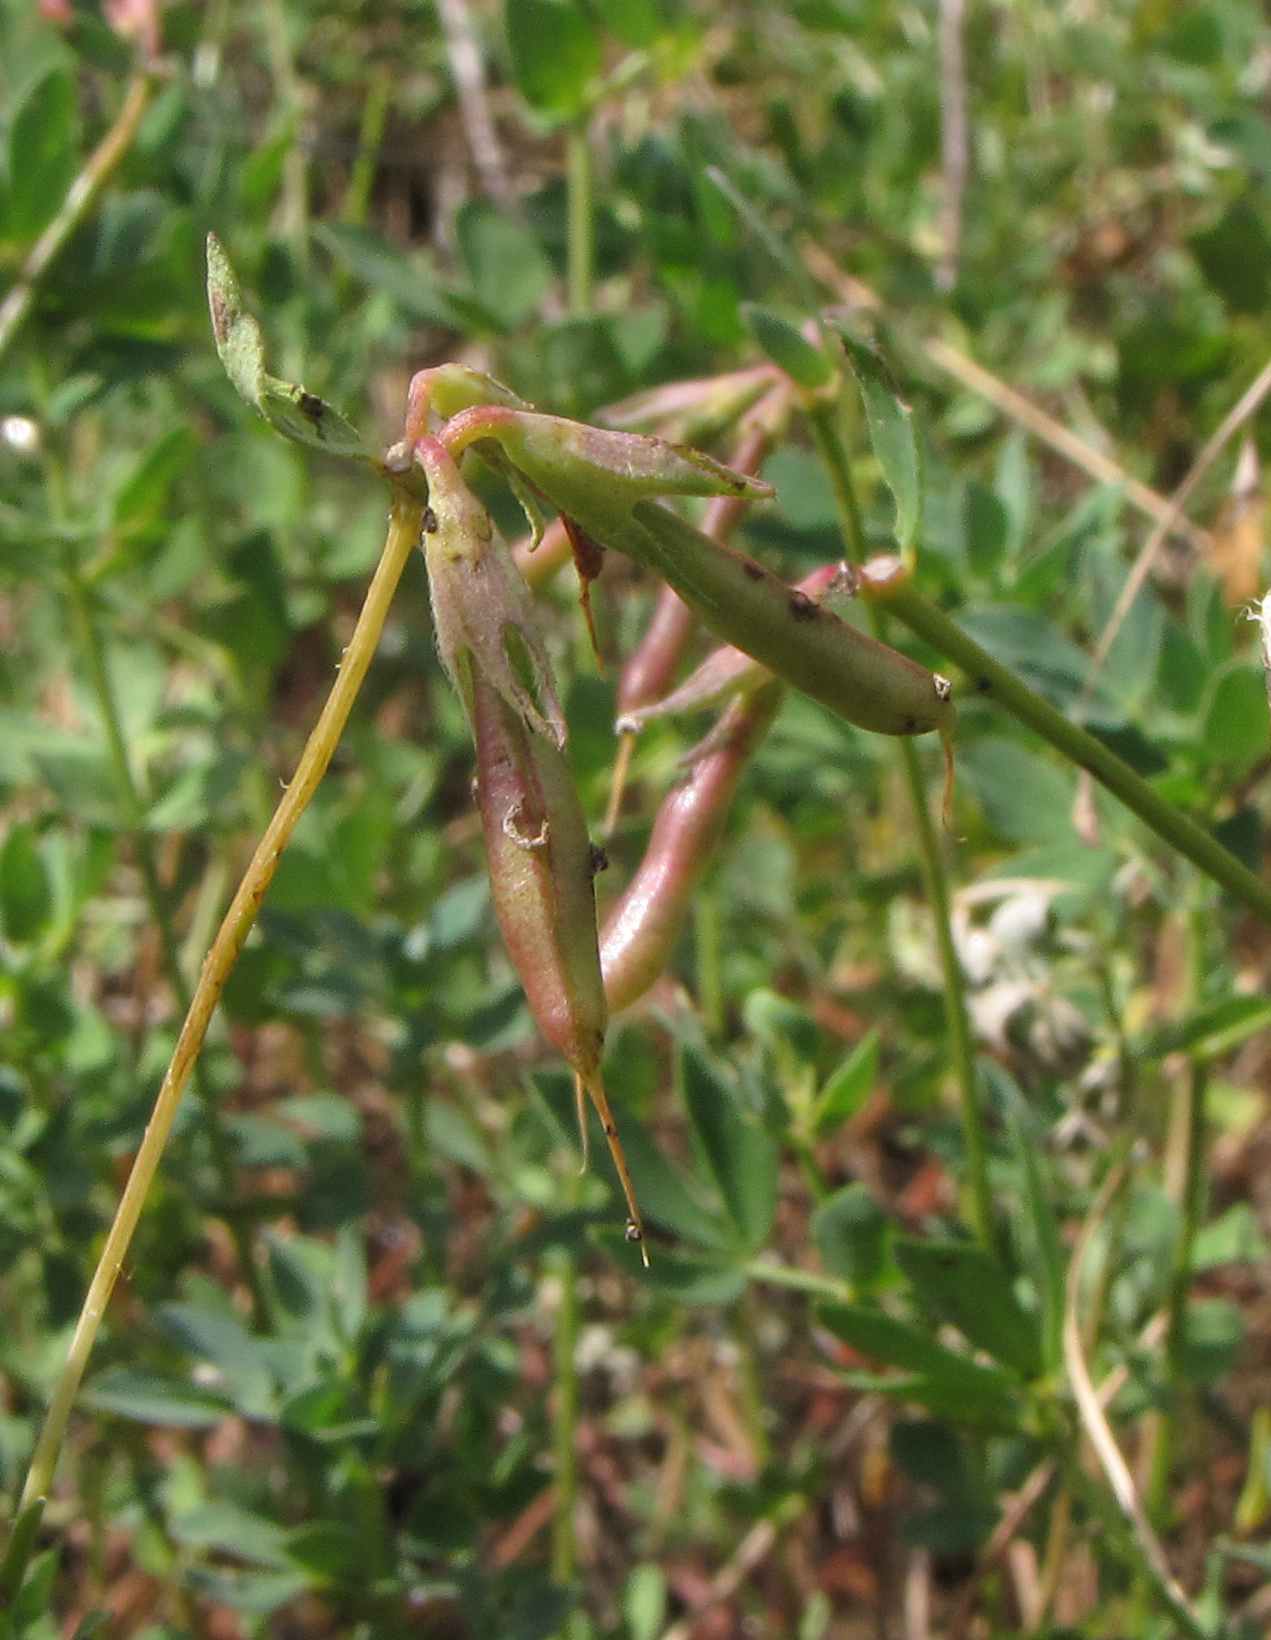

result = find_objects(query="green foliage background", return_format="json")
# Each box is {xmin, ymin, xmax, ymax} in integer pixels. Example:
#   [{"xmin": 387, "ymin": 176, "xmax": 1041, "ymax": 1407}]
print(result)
[{"xmin": 1, "ymin": 1, "xmax": 1270, "ymax": 1635}]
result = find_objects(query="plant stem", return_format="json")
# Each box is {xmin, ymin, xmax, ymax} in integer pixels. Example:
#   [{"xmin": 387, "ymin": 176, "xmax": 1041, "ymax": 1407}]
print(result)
[
  {"xmin": 550, "ymin": 1236, "xmax": 581, "ymax": 1590},
  {"xmin": 892, "ymin": 728, "xmax": 995, "ymax": 1253},
  {"xmin": 0, "ymin": 72, "xmax": 155, "ymax": 367},
  {"xmin": 806, "ymin": 401, "xmax": 867, "ymax": 562},
  {"xmin": 64, "ymin": 569, "xmax": 268, "ymax": 1322},
  {"xmin": 1, "ymin": 494, "xmax": 423, "ymax": 1599},
  {"xmin": 877, "ymin": 582, "xmax": 1271, "ymax": 927},
  {"xmin": 808, "ymin": 401, "xmax": 994, "ymax": 1252},
  {"xmin": 566, "ymin": 123, "xmax": 593, "ymax": 316}
]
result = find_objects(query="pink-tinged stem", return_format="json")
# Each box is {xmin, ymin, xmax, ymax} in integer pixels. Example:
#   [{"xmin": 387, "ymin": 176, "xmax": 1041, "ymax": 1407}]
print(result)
[{"xmin": 601, "ymin": 681, "xmax": 784, "ymax": 1013}]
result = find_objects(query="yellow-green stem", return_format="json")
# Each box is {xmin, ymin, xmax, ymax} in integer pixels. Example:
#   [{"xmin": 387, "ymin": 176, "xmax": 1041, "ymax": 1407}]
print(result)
[{"xmin": 0, "ymin": 495, "xmax": 423, "ymax": 1599}]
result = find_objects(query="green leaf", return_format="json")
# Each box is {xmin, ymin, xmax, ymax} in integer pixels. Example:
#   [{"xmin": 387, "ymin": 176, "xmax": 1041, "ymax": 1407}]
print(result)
[
  {"xmin": 206, "ymin": 234, "xmax": 375, "ymax": 466},
  {"xmin": 819, "ymin": 1303, "xmax": 1021, "ymax": 1423},
  {"xmin": 110, "ymin": 427, "xmax": 196, "ymax": 539},
  {"xmin": 832, "ymin": 327, "xmax": 923, "ymax": 553},
  {"xmin": 314, "ymin": 221, "xmax": 459, "ymax": 325},
  {"xmin": 812, "ymin": 1184, "xmax": 889, "ymax": 1289},
  {"xmin": 813, "ymin": 1029, "xmax": 879, "ymax": 1134},
  {"xmin": 1137, "ymin": 994, "xmax": 1271, "ymax": 1062},
  {"xmin": 504, "ymin": 0, "xmax": 601, "ymax": 120},
  {"xmin": 156, "ymin": 1302, "xmax": 275, "ymax": 1417},
  {"xmin": 893, "ymin": 1237, "xmax": 1042, "ymax": 1378},
  {"xmin": 741, "ymin": 304, "xmax": 835, "ymax": 392},
  {"xmin": 592, "ymin": 1229, "xmax": 746, "ymax": 1303},
  {"xmin": 606, "ymin": 0, "xmax": 663, "ymax": 47},
  {"xmin": 0, "ymin": 824, "xmax": 51, "ymax": 944},
  {"xmin": 170, "ymin": 1502, "xmax": 292, "ymax": 1569},
  {"xmin": 82, "ymin": 1369, "xmax": 233, "ymax": 1428},
  {"xmin": 679, "ymin": 1044, "xmax": 778, "ymax": 1250},
  {"xmin": 456, "ymin": 201, "xmax": 551, "ymax": 330},
  {"xmin": 5, "ymin": 68, "xmax": 79, "ymax": 245},
  {"xmin": 1201, "ymin": 661, "xmax": 1268, "ymax": 772}
]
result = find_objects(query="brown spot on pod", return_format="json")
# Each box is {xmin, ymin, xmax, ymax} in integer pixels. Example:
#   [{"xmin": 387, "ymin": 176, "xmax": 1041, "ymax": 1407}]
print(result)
[
  {"xmin": 421, "ymin": 506, "xmax": 439, "ymax": 535},
  {"xmin": 788, "ymin": 590, "xmax": 818, "ymax": 621},
  {"xmin": 743, "ymin": 560, "xmax": 765, "ymax": 581},
  {"xmin": 589, "ymin": 842, "xmax": 610, "ymax": 876}
]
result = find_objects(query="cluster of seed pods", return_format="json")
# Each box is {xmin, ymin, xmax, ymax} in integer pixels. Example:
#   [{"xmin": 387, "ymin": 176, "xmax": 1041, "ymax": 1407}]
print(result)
[{"xmin": 409, "ymin": 365, "xmax": 955, "ymax": 1257}]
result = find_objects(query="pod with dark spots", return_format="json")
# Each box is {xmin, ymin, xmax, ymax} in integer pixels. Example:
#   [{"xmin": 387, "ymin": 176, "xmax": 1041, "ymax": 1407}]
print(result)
[
  {"xmin": 602, "ymin": 682, "xmax": 784, "ymax": 1013},
  {"xmin": 618, "ymin": 564, "xmax": 845, "ymax": 734},
  {"xmin": 616, "ymin": 384, "xmax": 795, "ymax": 724},
  {"xmin": 437, "ymin": 404, "xmax": 952, "ymax": 741}
]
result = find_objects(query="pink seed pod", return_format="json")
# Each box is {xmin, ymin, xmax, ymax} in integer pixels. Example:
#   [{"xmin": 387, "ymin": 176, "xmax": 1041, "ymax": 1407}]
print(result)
[
  {"xmin": 442, "ymin": 404, "xmax": 774, "ymax": 510},
  {"xmin": 416, "ymin": 435, "xmax": 647, "ymax": 1257},
  {"xmin": 617, "ymin": 563, "xmax": 845, "ymax": 734},
  {"xmin": 602, "ymin": 681, "xmax": 784, "ymax": 1013},
  {"xmin": 599, "ymin": 363, "xmax": 778, "ymax": 444}
]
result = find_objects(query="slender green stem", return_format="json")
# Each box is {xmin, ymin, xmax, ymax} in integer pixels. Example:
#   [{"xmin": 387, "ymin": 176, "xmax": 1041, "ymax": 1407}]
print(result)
[
  {"xmin": 695, "ymin": 882, "xmax": 725, "ymax": 1040},
  {"xmin": 806, "ymin": 401, "xmax": 868, "ymax": 562},
  {"xmin": 550, "ymin": 1234, "xmax": 580, "ymax": 1589},
  {"xmin": 342, "ymin": 67, "xmax": 390, "ymax": 227},
  {"xmin": 808, "ymin": 402, "xmax": 994, "ymax": 1252},
  {"xmin": 565, "ymin": 123, "xmax": 593, "ymax": 316},
  {"xmin": 0, "ymin": 495, "xmax": 423, "ymax": 1601},
  {"xmin": 877, "ymin": 582, "xmax": 1271, "ymax": 927},
  {"xmin": 262, "ymin": 0, "xmax": 309, "ymax": 273},
  {"xmin": 1149, "ymin": 1052, "xmax": 1208, "ymax": 1520},
  {"xmin": 893, "ymin": 728, "xmax": 996, "ymax": 1253},
  {"xmin": 0, "ymin": 73, "xmax": 154, "ymax": 367}
]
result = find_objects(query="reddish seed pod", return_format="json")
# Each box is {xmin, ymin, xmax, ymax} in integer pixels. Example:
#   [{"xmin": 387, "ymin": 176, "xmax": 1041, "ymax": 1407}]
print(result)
[
  {"xmin": 417, "ymin": 435, "xmax": 649, "ymax": 1260},
  {"xmin": 601, "ymin": 681, "xmax": 784, "ymax": 1013}
]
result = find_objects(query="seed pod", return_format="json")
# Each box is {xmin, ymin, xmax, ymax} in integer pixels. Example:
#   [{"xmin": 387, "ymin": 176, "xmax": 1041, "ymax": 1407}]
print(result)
[
  {"xmin": 616, "ymin": 384, "xmax": 794, "ymax": 721},
  {"xmin": 470, "ymin": 668, "xmax": 647, "ymax": 1262},
  {"xmin": 418, "ymin": 437, "xmax": 648, "ymax": 1260},
  {"xmin": 599, "ymin": 363, "xmax": 778, "ymax": 444},
  {"xmin": 416, "ymin": 436, "xmax": 566, "ymax": 748},
  {"xmin": 602, "ymin": 681, "xmax": 784, "ymax": 1013},
  {"xmin": 439, "ymin": 405, "xmax": 953, "ymax": 742},
  {"xmin": 617, "ymin": 563, "xmax": 844, "ymax": 734}
]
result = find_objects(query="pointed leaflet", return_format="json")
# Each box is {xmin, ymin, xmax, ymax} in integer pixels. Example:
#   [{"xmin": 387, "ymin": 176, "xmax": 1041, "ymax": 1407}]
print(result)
[
  {"xmin": 893, "ymin": 1236, "xmax": 1042, "ymax": 1379},
  {"xmin": 829, "ymin": 320, "xmax": 923, "ymax": 555},
  {"xmin": 679, "ymin": 1043, "xmax": 777, "ymax": 1251},
  {"xmin": 206, "ymin": 234, "xmax": 371, "ymax": 464}
]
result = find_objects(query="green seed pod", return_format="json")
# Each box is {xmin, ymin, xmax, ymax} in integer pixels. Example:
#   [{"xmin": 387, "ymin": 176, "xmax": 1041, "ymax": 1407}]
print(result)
[
  {"xmin": 438, "ymin": 405, "xmax": 952, "ymax": 742},
  {"xmin": 617, "ymin": 564, "xmax": 845, "ymax": 734}
]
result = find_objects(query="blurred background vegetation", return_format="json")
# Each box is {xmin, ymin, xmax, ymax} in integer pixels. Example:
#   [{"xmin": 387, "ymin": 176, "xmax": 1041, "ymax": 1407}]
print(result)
[{"xmin": 2, "ymin": 0, "xmax": 1271, "ymax": 1635}]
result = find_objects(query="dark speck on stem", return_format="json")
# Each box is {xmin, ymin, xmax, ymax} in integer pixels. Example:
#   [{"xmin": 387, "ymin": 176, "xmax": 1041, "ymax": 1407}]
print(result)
[{"xmin": 788, "ymin": 591, "xmax": 817, "ymax": 620}]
